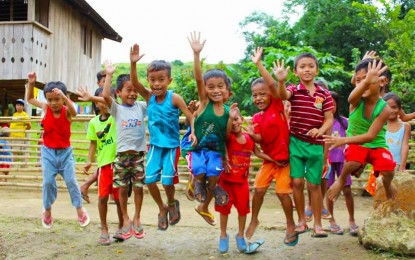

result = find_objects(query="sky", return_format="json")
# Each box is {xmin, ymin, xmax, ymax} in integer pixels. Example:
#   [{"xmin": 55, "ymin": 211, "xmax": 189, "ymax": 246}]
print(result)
[{"xmin": 86, "ymin": 0, "xmax": 288, "ymax": 64}]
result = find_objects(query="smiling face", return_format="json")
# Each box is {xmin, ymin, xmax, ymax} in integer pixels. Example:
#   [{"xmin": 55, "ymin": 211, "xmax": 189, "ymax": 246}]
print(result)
[
  {"xmin": 294, "ymin": 57, "xmax": 318, "ymax": 84},
  {"xmin": 147, "ymin": 69, "xmax": 172, "ymax": 98},
  {"xmin": 45, "ymin": 91, "xmax": 64, "ymax": 113},
  {"xmin": 205, "ymin": 77, "xmax": 228, "ymax": 103},
  {"xmin": 386, "ymin": 98, "xmax": 399, "ymax": 120},
  {"xmin": 251, "ymin": 82, "xmax": 271, "ymax": 111},
  {"xmin": 116, "ymin": 80, "xmax": 137, "ymax": 106}
]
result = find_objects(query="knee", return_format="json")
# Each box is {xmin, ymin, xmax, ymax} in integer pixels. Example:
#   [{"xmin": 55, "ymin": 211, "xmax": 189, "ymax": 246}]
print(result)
[
  {"xmin": 254, "ymin": 188, "xmax": 267, "ymax": 197},
  {"xmin": 342, "ymin": 186, "xmax": 352, "ymax": 196}
]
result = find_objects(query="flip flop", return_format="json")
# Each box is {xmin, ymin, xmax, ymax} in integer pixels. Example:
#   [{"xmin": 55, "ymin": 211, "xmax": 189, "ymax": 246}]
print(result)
[
  {"xmin": 194, "ymin": 180, "xmax": 207, "ymax": 203},
  {"xmin": 212, "ymin": 185, "xmax": 229, "ymax": 206},
  {"xmin": 98, "ymin": 234, "xmax": 111, "ymax": 246},
  {"xmin": 321, "ymin": 209, "xmax": 332, "ymax": 220},
  {"xmin": 245, "ymin": 239, "xmax": 265, "ymax": 254},
  {"xmin": 194, "ymin": 206, "xmax": 216, "ymax": 226},
  {"xmin": 349, "ymin": 224, "xmax": 359, "ymax": 236},
  {"xmin": 121, "ymin": 222, "xmax": 133, "ymax": 240},
  {"xmin": 132, "ymin": 224, "xmax": 145, "ymax": 239},
  {"xmin": 305, "ymin": 208, "xmax": 313, "ymax": 222},
  {"xmin": 328, "ymin": 224, "xmax": 344, "ymax": 235},
  {"xmin": 295, "ymin": 223, "xmax": 309, "ymax": 234},
  {"xmin": 113, "ymin": 229, "xmax": 125, "ymax": 242},
  {"xmin": 284, "ymin": 233, "xmax": 299, "ymax": 246},
  {"xmin": 311, "ymin": 226, "xmax": 328, "ymax": 238},
  {"xmin": 81, "ymin": 192, "xmax": 90, "ymax": 204},
  {"xmin": 42, "ymin": 211, "xmax": 53, "ymax": 229},
  {"xmin": 169, "ymin": 200, "xmax": 181, "ymax": 225},
  {"xmin": 185, "ymin": 176, "xmax": 195, "ymax": 201},
  {"xmin": 158, "ymin": 207, "xmax": 169, "ymax": 231}
]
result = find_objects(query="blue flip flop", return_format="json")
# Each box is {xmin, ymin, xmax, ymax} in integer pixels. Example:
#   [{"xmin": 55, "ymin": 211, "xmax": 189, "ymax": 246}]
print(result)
[
  {"xmin": 284, "ymin": 233, "xmax": 299, "ymax": 246},
  {"xmin": 245, "ymin": 239, "xmax": 265, "ymax": 254}
]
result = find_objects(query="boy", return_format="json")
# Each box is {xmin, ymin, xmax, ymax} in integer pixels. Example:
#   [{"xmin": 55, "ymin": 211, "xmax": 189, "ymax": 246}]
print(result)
[
  {"xmin": 9, "ymin": 98, "xmax": 31, "ymax": 166},
  {"xmin": 245, "ymin": 47, "xmax": 297, "ymax": 246},
  {"xmin": 187, "ymin": 32, "xmax": 234, "ymax": 225},
  {"xmin": 102, "ymin": 61, "xmax": 147, "ymax": 240},
  {"xmin": 216, "ymin": 107, "xmax": 276, "ymax": 254},
  {"xmin": 272, "ymin": 53, "xmax": 334, "ymax": 237},
  {"xmin": 78, "ymin": 87, "xmax": 125, "ymax": 245},
  {"xmin": 325, "ymin": 59, "xmax": 397, "ymax": 201},
  {"xmin": 130, "ymin": 44, "xmax": 196, "ymax": 230},
  {"xmin": 26, "ymin": 72, "xmax": 90, "ymax": 229}
]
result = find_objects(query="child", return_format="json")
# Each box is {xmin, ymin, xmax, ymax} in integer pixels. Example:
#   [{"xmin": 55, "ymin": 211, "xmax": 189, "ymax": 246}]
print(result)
[
  {"xmin": 325, "ymin": 59, "xmax": 397, "ymax": 202},
  {"xmin": 78, "ymin": 87, "xmax": 125, "ymax": 245},
  {"xmin": 0, "ymin": 126, "xmax": 12, "ymax": 182},
  {"xmin": 26, "ymin": 72, "xmax": 90, "ymax": 229},
  {"xmin": 245, "ymin": 47, "xmax": 297, "ymax": 245},
  {"xmin": 273, "ymin": 53, "xmax": 334, "ymax": 237},
  {"xmin": 187, "ymin": 32, "xmax": 233, "ymax": 225},
  {"xmin": 102, "ymin": 61, "xmax": 147, "ymax": 240},
  {"xmin": 130, "ymin": 44, "xmax": 196, "ymax": 230},
  {"xmin": 9, "ymin": 98, "xmax": 31, "ymax": 166},
  {"xmin": 216, "ymin": 107, "xmax": 276, "ymax": 253},
  {"xmin": 325, "ymin": 91, "xmax": 357, "ymax": 236}
]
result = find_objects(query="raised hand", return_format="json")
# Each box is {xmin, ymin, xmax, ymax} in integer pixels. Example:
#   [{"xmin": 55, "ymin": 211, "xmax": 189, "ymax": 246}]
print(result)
[
  {"xmin": 76, "ymin": 86, "xmax": 93, "ymax": 102},
  {"xmin": 130, "ymin": 44, "xmax": 145, "ymax": 63},
  {"xmin": 272, "ymin": 59, "xmax": 290, "ymax": 82},
  {"xmin": 251, "ymin": 47, "xmax": 263, "ymax": 65},
  {"xmin": 362, "ymin": 50, "xmax": 377, "ymax": 60},
  {"xmin": 52, "ymin": 88, "xmax": 64, "ymax": 97},
  {"xmin": 187, "ymin": 31, "xmax": 206, "ymax": 54},
  {"xmin": 104, "ymin": 60, "xmax": 117, "ymax": 75},
  {"xmin": 229, "ymin": 103, "xmax": 239, "ymax": 119},
  {"xmin": 187, "ymin": 100, "xmax": 199, "ymax": 113},
  {"xmin": 363, "ymin": 59, "xmax": 388, "ymax": 87},
  {"xmin": 27, "ymin": 72, "xmax": 37, "ymax": 84}
]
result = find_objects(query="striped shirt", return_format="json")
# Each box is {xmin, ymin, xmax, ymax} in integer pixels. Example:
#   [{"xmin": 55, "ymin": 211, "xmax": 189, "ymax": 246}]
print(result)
[{"xmin": 287, "ymin": 83, "xmax": 334, "ymax": 145}]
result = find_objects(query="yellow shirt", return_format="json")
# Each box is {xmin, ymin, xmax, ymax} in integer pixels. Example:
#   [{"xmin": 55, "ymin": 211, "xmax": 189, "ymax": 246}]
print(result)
[{"xmin": 10, "ymin": 111, "xmax": 31, "ymax": 138}]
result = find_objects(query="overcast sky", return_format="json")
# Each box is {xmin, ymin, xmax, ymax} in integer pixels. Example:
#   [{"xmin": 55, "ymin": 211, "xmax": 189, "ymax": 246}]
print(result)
[{"xmin": 86, "ymin": 0, "xmax": 288, "ymax": 64}]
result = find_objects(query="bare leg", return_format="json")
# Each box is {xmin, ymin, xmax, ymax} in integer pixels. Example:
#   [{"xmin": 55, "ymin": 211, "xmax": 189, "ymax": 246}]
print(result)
[
  {"xmin": 380, "ymin": 171, "xmax": 397, "ymax": 200},
  {"xmin": 238, "ymin": 214, "xmax": 247, "ymax": 238},
  {"xmin": 308, "ymin": 182, "xmax": 323, "ymax": 229},
  {"xmin": 343, "ymin": 186, "xmax": 356, "ymax": 226},
  {"xmin": 132, "ymin": 186, "xmax": 144, "ymax": 228},
  {"xmin": 327, "ymin": 162, "xmax": 360, "ymax": 201},
  {"xmin": 80, "ymin": 171, "xmax": 98, "ymax": 203},
  {"xmin": 246, "ymin": 187, "xmax": 267, "ymax": 239},
  {"xmin": 277, "ymin": 193, "xmax": 296, "ymax": 242},
  {"xmin": 147, "ymin": 183, "xmax": 167, "ymax": 229},
  {"xmin": 220, "ymin": 213, "xmax": 228, "ymax": 239},
  {"xmin": 98, "ymin": 196, "xmax": 109, "ymax": 235},
  {"xmin": 119, "ymin": 186, "xmax": 130, "ymax": 229},
  {"xmin": 164, "ymin": 184, "xmax": 180, "ymax": 224},
  {"xmin": 292, "ymin": 178, "xmax": 306, "ymax": 224}
]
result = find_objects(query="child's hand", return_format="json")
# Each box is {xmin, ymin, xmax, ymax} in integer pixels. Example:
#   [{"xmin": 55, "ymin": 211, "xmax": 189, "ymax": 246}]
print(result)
[
  {"xmin": 362, "ymin": 59, "xmax": 388, "ymax": 87},
  {"xmin": 187, "ymin": 31, "xmax": 206, "ymax": 54},
  {"xmin": 306, "ymin": 128, "xmax": 323, "ymax": 138},
  {"xmin": 251, "ymin": 47, "xmax": 263, "ymax": 65},
  {"xmin": 104, "ymin": 60, "xmax": 117, "ymax": 75},
  {"xmin": 362, "ymin": 50, "xmax": 377, "ymax": 60},
  {"xmin": 323, "ymin": 135, "xmax": 345, "ymax": 150},
  {"xmin": 130, "ymin": 44, "xmax": 145, "ymax": 63},
  {"xmin": 76, "ymin": 86, "xmax": 93, "ymax": 102},
  {"xmin": 189, "ymin": 133, "xmax": 198, "ymax": 147},
  {"xmin": 52, "ymin": 88, "xmax": 64, "ymax": 97},
  {"xmin": 27, "ymin": 72, "xmax": 37, "ymax": 84},
  {"xmin": 272, "ymin": 59, "xmax": 290, "ymax": 82},
  {"xmin": 242, "ymin": 122, "xmax": 257, "ymax": 136},
  {"xmin": 83, "ymin": 162, "xmax": 91, "ymax": 175},
  {"xmin": 187, "ymin": 100, "xmax": 199, "ymax": 113},
  {"xmin": 229, "ymin": 103, "xmax": 239, "ymax": 119}
]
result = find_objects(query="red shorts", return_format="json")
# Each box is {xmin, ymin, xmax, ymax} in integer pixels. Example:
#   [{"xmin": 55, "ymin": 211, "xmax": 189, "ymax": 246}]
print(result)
[
  {"xmin": 214, "ymin": 178, "xmax": 250, "ymax": 216},
  {"xmin": 0, "ymin": 164, "xmax": 10, "ymax": 169},
  {"xmin": 98, "ymin": 164, "xmax": 119, "ymax": 199},
  {"xmin": 345, "ymin": 144, "xmax": 396, "ymax": 175}
]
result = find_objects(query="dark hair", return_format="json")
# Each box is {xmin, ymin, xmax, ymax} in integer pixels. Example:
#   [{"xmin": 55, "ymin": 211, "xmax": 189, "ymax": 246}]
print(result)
[
  {"xmin": 330, "ymin": 91, "xmax": 347, "ymax": 131},
  {"xmin": 251, "ymin": 77, "xmax": 265, "ymax": 89},
  {"xmin": 44, "ymin": 81, "xmax": 67, "ymax": 95},
  {"xmin": 383, "ymin": 92, "xmax": 402, "ymax": 109},
  {"xmin": 203, "ymin": 69, "xmax": 231, "ymax": 91},
  {"xmin": 294, "ymin": 52, "xmax": 319, "ymax": 70},
  {"xmin": 94, "ymin": 87, "xmax": 116, "ymax": 99},
  {"xmin": 147, "ymin": 60, "xmax": 171, "ymax": 77},
  {"xmin": 116, "ymin": 74, "xmax": 130, "ymax": 91},
  {"xmin": 315, "ymin": 79, "xmax": 328, "ymax": 90},
  {"xmin": 96, "ymin": 71, "xmax": 106, "ymax": 82},
  {"xmin": 355, "ymin": 58, "xmax": 390, "ymax": 79}
]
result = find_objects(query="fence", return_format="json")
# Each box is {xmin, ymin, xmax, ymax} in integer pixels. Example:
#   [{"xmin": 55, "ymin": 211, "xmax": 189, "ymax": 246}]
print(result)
[{"xmin": 0, "ymin": 116, "xmax": 414, "ymax": 192}]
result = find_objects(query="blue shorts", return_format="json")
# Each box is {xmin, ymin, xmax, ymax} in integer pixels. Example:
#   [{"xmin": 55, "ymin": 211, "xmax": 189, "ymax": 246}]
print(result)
[
  {"xmin": 145, "ymin": 145, "xmax": 180, "ymax": 185},
  {"xmin": 189, "ymin": 150, "xmax": 223, "ymax": 177}
]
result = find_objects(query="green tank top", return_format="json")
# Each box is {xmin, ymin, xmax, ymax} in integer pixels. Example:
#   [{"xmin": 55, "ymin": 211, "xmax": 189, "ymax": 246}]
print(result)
[
  {"xmin": 193, "ymin": 101, "xmax": 229, "ymax": 155},
  {"xmin": 346, "ymin": 99, "xmax": 388, "ymax": 148}
]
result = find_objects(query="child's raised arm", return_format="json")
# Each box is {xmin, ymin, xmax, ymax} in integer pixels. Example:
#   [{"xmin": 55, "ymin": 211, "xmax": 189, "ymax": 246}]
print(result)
[
  {"xmin": 54, "ymin": 88, "xmax": 77, "ymax": 118},
  {"xmin": 399, "ymin": 110, "xmax": 415, "ymax": 122},
  {"xmin": 26, "ymin": 72, "xmax": 47, "ymax": 111},
  {"xmin": 188, "ymin": 32, "xmax": 207, "ymax": 105},
  {"xmin": 130, "ymin": 44, "xmax": 151, "ymax": 102},
  {"xmin": 102, "ymin": 60, "xmax": 117, "ymax": 108},
  {"xmin": 76, "ymin": 86, "xmax": 106, "ymax": 104}
]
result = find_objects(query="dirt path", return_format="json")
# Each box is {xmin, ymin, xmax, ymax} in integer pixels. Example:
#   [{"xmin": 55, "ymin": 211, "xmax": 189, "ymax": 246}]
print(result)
[{"xmin": 0, "ymin": 187, "xmax": 384, "ymax": 259}]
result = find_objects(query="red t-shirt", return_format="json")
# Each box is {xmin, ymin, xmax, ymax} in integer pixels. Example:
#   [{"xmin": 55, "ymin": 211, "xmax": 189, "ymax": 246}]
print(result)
[
  {"xmin": 221, "ymin": 133, "xmax": 254, "ymax": 184},
  {"xmin": 252, "ymin": 96, "xmax": 290, "ymax": 161},
  {"xmin": 42, "ymin": 106, "xmax": 71, "ymax": 149}
]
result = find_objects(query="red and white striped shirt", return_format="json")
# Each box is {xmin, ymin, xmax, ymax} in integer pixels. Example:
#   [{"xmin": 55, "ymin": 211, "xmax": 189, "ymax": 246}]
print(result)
[{"xmin": 287, "ymin": 83, "xmax": 333, "ymax": 145}]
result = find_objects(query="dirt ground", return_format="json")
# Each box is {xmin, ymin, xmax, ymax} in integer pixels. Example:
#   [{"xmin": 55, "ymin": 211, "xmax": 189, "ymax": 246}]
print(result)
[{"xmin": 0, "ymin": 187, "xmax": 394, "ymax": 260}]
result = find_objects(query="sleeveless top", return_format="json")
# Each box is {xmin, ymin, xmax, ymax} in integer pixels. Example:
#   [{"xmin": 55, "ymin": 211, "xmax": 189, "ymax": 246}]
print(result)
[
  {"xmin": 386, "ymin": 123, "xmax": 405, "ymax": 164},
  {"xmin": 346, "ymin": 99, "xmax": 387, "ymax": 148},
  {"xmin": 193, "ymin": 101, "xmax": 229, "ymax": 155},
  {"xmin": 148, "ymin": 90, "xmax": 181, "ymax": 148},
  {"xmin": 42, "ymin": 106, "xmax": 70, "ymax": 149}
]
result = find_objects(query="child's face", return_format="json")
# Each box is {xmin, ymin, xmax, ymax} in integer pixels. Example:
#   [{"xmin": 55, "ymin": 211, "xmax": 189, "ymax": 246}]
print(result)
[
  {"xmin": 386, "ymin": 99, "xmax": 399, "ymax": 120},
  {"xmin": 231, "ymin": 114, "xmax": 243, "ymax": 134},
  {"xmin": 97, "ymin": 77, "xmax": 105, "ymax": 87},
  {"xmin": 15, "ymin": 104, "xmax": 24, "ymax": 112},
  {"xmin": 294, "ymin": 57, "xmax": 318, "ymax": 83},
  {"xmin": 45, "ymin": 91, "xmax": 64, "ymax": 113},
  {"xmin": 251, "ymin": 83, "xmax": 271, "ymax": 111},
  {"xmin": 354, "ymin": 69, "xmax": 381, "ymax": 98},
  {"xmin": 204, "ymin": 77, "xmax": 227, "ymax": 104},
  {"xmin": 284, "ymin": 101, "xmax": 291, "ymax": 117},
  {"xmin": 116, "ymin": 80, "xmax": 137, "ymax": 106},
  {"xmin": 96, "ymin": 93, "xmax": 109, "ymax": 114},
  {"xmin": 147, "ymin": 70, "xmax": 172, "ymax": 98}
]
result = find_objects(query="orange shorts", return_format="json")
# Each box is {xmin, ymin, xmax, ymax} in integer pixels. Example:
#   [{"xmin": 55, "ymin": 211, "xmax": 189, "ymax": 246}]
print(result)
[
  {"xmin": 98, "ymin": 164, "xmax": 119, "ymax": 200},
  {"xmin": 254, "ymin": 163, "xmax": 292, "ymax": 194}
]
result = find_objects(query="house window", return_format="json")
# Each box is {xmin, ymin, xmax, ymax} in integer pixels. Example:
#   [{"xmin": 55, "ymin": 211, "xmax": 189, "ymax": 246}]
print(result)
[
  {"xmin": 35, "ymin": 0, "xmax": 49, "ymax": 27},
  {"xmin": 0, "ymin": 0, "xmax": 28, "ymax": 22},
  {"xmin": 81, "ymin": 25, "xmax": 92, "ymax": 58}
]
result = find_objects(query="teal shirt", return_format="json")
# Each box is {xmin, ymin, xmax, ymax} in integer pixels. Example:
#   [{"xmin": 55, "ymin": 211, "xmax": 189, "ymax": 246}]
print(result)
[{"xmin": 346, "ymin": 99, "xmax": 388, "ymax": 148}]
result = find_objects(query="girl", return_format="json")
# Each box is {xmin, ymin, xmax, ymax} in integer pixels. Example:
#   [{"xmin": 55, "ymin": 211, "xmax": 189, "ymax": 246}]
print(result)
[{"xmin": 326, "ymin": 91, "xmax": 357, "ymax": 236}]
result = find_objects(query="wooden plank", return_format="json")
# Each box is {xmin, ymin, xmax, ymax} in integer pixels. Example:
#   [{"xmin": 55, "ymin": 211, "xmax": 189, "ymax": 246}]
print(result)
[
  {"xmin": 12, "ymin": 24, "xmax": 24, "ymax": 79},
  {"xmin": 2, "ymin": 25, "xmax": 13, "ymax": 79},
  {"xmin": 22, "ymin": 23, "xmax": 32, "ymax": 77}
]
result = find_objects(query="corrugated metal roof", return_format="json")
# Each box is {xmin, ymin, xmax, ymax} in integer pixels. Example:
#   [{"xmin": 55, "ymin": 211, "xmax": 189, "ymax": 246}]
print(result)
[{"xmin": 64, "ymin": 0, "xmax": 122, "ymax": 42}]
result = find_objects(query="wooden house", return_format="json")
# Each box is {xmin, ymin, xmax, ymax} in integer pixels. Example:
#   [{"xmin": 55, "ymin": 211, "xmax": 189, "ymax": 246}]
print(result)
[{"xmin": 0, "ymin": 0, "xmax": 121, "ymax": 114}]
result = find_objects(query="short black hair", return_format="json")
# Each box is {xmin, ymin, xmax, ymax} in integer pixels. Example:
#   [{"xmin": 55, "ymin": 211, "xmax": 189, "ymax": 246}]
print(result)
[
  {"xmin": 44, "ymin": 81, "xmax": 67, "ymax": 95},
  {"xmin": 96, "ymin": 71, "xmax": 106, "ymax": 82},
  {"xmin": 383, "ymin": 92, "xmax": 402, "ymax": 109},
  {"xmin": 251, "ymin": 77, "xmax": 265, "ymax": 89},
  {"xmin": 116, "ymin": 74, "xmax": 131, "ymax": 90},
  {"xmin": 147, "ymin": 60, "xmax": 171, "ymax": 77},
  {"xmin": 203, "ymin": 69, "xmax": 231, "ymax": 91},
  {"xmin": 294, "ymin": 52, "xmax": 319, "ymax": 70}
]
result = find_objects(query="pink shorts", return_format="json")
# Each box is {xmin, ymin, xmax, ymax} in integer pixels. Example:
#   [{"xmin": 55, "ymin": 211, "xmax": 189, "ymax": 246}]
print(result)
[
  {"xmin": 215, "ymin": 178, "xmax": 250, "ymax": 216},
  {"xmin": 345, "ymin": 144, "xmax": 396, "ymax": 175},
  {"xmin": 98, "ymin": 164, "xmax": 119, "ymax": 200}
]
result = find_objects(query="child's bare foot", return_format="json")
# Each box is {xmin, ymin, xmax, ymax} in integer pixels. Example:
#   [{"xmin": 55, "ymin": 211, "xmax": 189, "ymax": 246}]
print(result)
[
  {"xmin": 384, "ymin": 181, "xmax": 397, "ymax": 200},
  {"xmin": 80, "ymin": 185, "xmax": 90, "ymax": 203},
  {"xmin": 245, "ymin": 219, "xmax": 260, "ymax": 240},
  {"xmin": 327, "ymin": 181, "xmax": 342, "ymax": 201},
  {"xmin": 158, "ymin": 205, "xmax": 169, "ymax": 230}
]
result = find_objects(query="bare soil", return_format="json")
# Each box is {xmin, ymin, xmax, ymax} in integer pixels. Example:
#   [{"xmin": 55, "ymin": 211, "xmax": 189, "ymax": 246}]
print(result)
[{"xmin": 0, "ymin": 187, "xmax": 392, "ymax": 259}]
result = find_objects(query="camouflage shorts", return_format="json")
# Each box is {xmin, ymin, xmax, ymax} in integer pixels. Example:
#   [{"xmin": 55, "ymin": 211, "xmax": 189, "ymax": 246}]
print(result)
[{"xmin": 113, "ymin": 152, "xmax": 145, "ymax": 188}]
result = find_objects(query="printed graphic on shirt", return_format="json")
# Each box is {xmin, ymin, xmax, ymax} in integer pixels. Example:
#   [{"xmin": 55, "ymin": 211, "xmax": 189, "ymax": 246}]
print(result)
[
  {"xmin": 314, "ymin": 96, "xmax": 324, "ymax": 109},
  {"xmin": 198, "ymin": 122, "xmax": 220, "ymax": 150},
  {"xmin": 121, "ymin": 119, "xmax": 142, "ymax": 128}
]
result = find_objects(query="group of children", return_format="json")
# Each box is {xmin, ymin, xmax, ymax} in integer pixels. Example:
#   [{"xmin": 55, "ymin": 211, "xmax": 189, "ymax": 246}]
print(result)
[{"xmin": 21, "ymin": 31, "xmax": 409, "ymax": 254}]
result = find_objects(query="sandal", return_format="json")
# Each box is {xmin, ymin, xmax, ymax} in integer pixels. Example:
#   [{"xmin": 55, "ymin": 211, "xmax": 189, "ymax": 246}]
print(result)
[
  {"xmin": 132, "ymin": 224, "xmax": 145, "ymax": 239},
  {"xmin": 212, "ymin": 185, "xmax": 229, "ymax": 206},
  {"xmin": 168, "ymin": 200, "xmax": 181, "ymax": 225},
  {"xmin": 328, "ymin": 224, "xmax": 344, "ymax": 235},
  {"xmin": 185, "ymin": 175, "xmax": 195, "ymax": 201},
  {"xmin": 321, "ymin": 208, "xmax": 332, "ymax": 220},
  {"xmin": 349, "ymin": 224, "xmax": 359, "ymax": 236},
  {"xmin": 42, "ymin": 211, "xmax": 53, "ymax": 229},
  {"xmin": 98, "ymin": 234, "xmax": 111, "ymax": 246},
  {"xmin": 158, "ymin": 206, "xmax": 169, "ymax": 231},
  {"xmin": 78, "ymin": 208, "xmax": 90, "ymax": 227},
  {"xmin": 284, "ymin": 232, "xmax": 299, "ymax": 246},
  {"xmin": 121, "ymin": 222, "xmax": 133, "ymax": 240},
  {"xmin": 113, "ymin": 229, "xmax": 125, "ymax": 242},
  {"xmin": 311, "ymin": 226, "xmax": 328, "ymax": 238},
  {"xmin": 194, "ymin": 180, "xmax": 207, "ymax": 203},
  {"xmin": 305, "ymin": 208, "xmax": 313, "ymax": 222},
  {"xmin": 295, "ymin": 222, "xmax": 309, "ymax": 234}
]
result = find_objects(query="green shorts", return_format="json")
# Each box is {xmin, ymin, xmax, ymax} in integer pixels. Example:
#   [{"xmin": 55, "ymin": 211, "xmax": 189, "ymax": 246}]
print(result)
[
  {"xmin": 289, "ymin": 135, "xmax": 323, "ymax": 185},
  {"xmin": 113, "ymin": 152, "xmax": 145, "ymax": 188}
]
